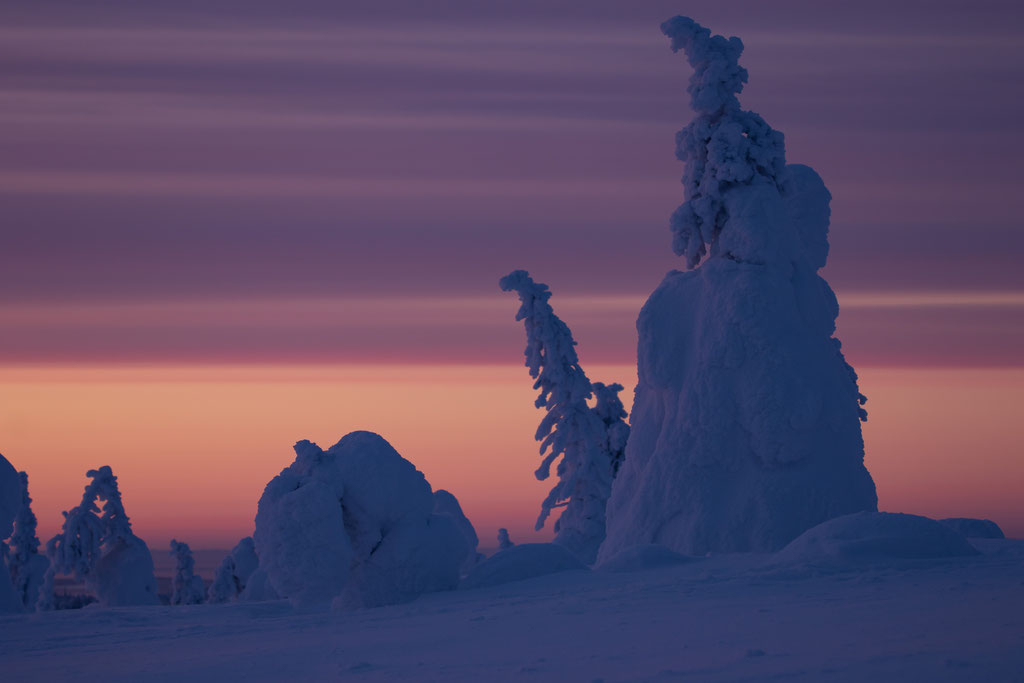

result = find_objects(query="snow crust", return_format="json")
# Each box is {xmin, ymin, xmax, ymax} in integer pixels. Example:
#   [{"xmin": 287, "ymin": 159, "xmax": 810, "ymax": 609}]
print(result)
[
  {"xmin": 460, "ymin": 543, "xmax": 587, "ymax": 590},
  {"xmin": 600, "ymin": 18, "xmax": 876, "ymax": 561},
  {"xmin": 596, "ymin": 544, "xmax": 693, "ymax": 573},
  {"xmin": 939, "ymin": 517, "xmax": 1005, "ymax": 539},
  {"xmin": 775, "ymin": 512, "xmax": 980, "ymax": 565},
  {"xmin": 254, "ymin": 431, "xmax": 468, "ymax": 607}
]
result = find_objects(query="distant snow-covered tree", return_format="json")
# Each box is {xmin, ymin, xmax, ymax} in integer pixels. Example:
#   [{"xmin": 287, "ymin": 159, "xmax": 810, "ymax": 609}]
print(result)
[
  {"xmin": 591, "ymin": 383, "xmax": 630, "ymax": 477},
  {"xmin": 208, "ymin": 536, "xmax": 259, "ymax": 603},
  {"xmin": 7, "ymin": 472, "xmax": 49, "ymax": 609},
  {"xmin": 497, "ymin": 528, "xmax": 514, "ymax": 551},
  {"xmin": 40, "ymin": 466, "xmax": 158, "ymax": 608},
  {"xmin": 500, "ymin": 270, "xmax": 613, "ymax": 564},
  {"xmin": 170, "ymin": 539, "xmax": 206, "ymax": 605}
]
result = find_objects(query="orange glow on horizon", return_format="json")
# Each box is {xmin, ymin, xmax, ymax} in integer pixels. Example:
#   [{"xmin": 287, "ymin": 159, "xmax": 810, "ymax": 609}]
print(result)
[{"xmin": 1, "ymin": 363, "xmax": 1021, "ymax": 552}]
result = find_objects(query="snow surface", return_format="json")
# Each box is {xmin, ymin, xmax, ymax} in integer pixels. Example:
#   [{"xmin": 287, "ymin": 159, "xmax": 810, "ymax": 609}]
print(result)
[
  {"xmin": 2, "ymin": 540, "xmax": 1022, "ymax": 682},
  {"xmin": 596, "ymin": 544, "xmax": 693, "ymax": 573},
  {"xmin": 600, "ymin": 18, "xmax": 876, "ymax": 560},
  {"xmin": 460, "ymin": 543, "xmax": 587, "ymax": 590}
]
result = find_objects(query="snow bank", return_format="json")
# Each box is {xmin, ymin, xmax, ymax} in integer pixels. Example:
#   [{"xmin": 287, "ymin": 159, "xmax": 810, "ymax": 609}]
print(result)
[
  {"xmin": 600, "ymin": 17, "xmax": 876, "ymax": 561},
  {"xmin": 596, "ymin": 544, "xmax": 693, "ymax": 573},
  {"xmin": 775, "ymin": 512, "xmax": 980, "ymax": 565},
  {"xmin": 254, "ymin": 431, "xmax": 468, "ymax": 607},
  {"xmin": 939, "ymin": 518, "xmax": 1005, "ymax": 539},
  {"xmin": 460, "ymin": 543, "xmax": 587, "ymax": 590}
]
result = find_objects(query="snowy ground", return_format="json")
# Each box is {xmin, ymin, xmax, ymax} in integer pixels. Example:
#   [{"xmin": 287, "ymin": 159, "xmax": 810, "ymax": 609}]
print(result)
[{"xmin": 3, "ymin": 539, "xmax": 1022, "ymax": 682}]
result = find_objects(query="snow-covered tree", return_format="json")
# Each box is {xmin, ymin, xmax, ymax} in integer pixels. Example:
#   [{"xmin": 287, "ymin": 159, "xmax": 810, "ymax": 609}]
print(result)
[
  {"xmin": 41, "ymin": 466, "xmax": 158, "ymax": 607},
  {"xmin": 599, "ymin": 17, "xmax": 876, "ymax": 562},
  {"xmin": 7, "ymin": 472, "xmax": 49, "ymax": 609},
  {"xmin": 497, "ymin": 528, "xmax": 514, "ymax": 551},
  {"xmin": 591, "ymin": 383, "xmax": 630, "ymax": 477},
  {"xmin": 500, "ymin": 270, "xmax": 613, "ymax": 564},
  {"xmin": 208, "ymin": 536, "xmax": 258, "ymax": 603},
  {"xmin": 170, "ymin": 539, "xmax": 206, "ymax": 605},
  {"xmin": 662, "ymin": 15, "xmax": 786, "ymax": 269}
]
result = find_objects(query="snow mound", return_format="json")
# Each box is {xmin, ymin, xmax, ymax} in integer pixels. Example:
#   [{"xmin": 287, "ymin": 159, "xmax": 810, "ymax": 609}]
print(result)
[
  {"xmin": 776, "ymin": 512, "xmax": 980, "ymax": 565},
  {"xmin": 254, "ymin": 431, "xmax": 468, "ymax": 607},
  {"xmin": 90, "ymin": 536, "xmax": 160, "ymax": 606},
  {"xmin": 239, "ymin": 568, "xmax": 280, "ymax": 602},
  {"xmin": 433, "ymin": 489, "xmax": 482, "ymax": 575},
  {"xmin": 939, "ymin": 517, "xmax": 1005, "ymax": 539},
  {"xmin": 596, "ymin": 544, "xmax": 694, "ymax": 573},
  {"xmin": 600, "ymin": 18, "xmax": 876, "ymax": 561},
  {"xmin": 460, "ymin": 543, "xmax": 587, "ymax": 590}
]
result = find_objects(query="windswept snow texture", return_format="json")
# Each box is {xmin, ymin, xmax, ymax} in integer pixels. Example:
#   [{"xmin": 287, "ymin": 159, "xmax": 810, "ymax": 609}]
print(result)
[
  {"xmin": 254, "ymin": 431, "xmax": 467, "ymax": 607},
  {"xmin": 940, "ymin": 517, "xmax": 1005, "ymax": 539},
  {"xmin": 460, "ymin": 543, "xmax": 587, "ymax": 590},
  {"xmin": 600, "ymin": 19, "xmax": 876, "ymax": 561},
  {"xmin": 775, "ymin": 512, "xmax": 979, "ymax": 565}
]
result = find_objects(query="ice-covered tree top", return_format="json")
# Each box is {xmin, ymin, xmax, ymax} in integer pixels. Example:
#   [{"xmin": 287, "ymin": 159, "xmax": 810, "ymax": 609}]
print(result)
[{"xmin": 663, "ymin": 15, "xmax": 787, "ymax": 268}]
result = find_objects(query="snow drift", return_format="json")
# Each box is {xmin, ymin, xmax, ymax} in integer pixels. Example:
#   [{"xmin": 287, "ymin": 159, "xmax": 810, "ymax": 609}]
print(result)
[
  {"xmin": 460, "ymin": 543, "xmax": 587, "ymax": 590},
  {"xmin": 939, "ymin": 517, "xmax": 1005, "ymax": 539},
  {"xmin": 596, "ymin": 544, "xmax": 693, "ymax": 573},
  {"xmin": 775, "ymin": 512, "xmax": 979, "ymax": 565},
  {"xmin": 600, "ymin": 17, "xmax": 876, "ymax": 560},
  {"xmin": 254, "ymin": 431, "xmax": 469, "ymax": 607}
]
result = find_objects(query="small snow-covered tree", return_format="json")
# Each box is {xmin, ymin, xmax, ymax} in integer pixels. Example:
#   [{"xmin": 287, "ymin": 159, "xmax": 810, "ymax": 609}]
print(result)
[
  {"xmin": 591, "ymin": 383, "xmax": 630, "ymax": 477},
  {"xmin": 170, "ymin": 539, "xmax": 205, "ymax": 605},
  {"xmin": 500, "ymin": 270, "xmax": 613, "ymax": 563},
  {"xmin": 7, "ymin": 472, "xmax": 49, "ymax": 609},
  {"xmin": 497, "ymin": 528, "xmax": 514, "ymax": 551},
  {"xmin": 41, "ymin": 466, "xmax": 158, "ymax": 607}
]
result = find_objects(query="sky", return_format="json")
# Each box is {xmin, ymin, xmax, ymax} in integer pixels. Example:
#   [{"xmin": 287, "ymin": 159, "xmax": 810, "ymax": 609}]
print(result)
[{"xmin": 2, "ymin": 1, "xmax": 1023, "ymax": 548}]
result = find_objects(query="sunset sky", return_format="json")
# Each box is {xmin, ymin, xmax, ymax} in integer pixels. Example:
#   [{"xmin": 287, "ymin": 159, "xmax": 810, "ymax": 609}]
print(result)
[{"xmin": 2, "ymin": 0, "xmax": 1023, "ymax": 547}]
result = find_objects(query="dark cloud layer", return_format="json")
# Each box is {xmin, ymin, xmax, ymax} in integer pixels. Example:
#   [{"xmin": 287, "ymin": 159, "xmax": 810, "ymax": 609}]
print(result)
[{"xmin": 2, "ymin": 1, "xmax": 1023, "ymax": 364}]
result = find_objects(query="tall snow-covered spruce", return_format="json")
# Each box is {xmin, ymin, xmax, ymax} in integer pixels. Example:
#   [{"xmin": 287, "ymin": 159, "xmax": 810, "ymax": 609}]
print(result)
[
  {"xmin": 500, "ymin": 270, "xmax": 626, "ymax": 564},
  {"xmin": 598, "ymin": 17, "xmax": 877, "ymax": 561}
]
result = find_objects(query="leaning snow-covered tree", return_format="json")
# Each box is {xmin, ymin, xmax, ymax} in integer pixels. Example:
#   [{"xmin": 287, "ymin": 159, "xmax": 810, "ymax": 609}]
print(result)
[
  {"xmin": 7, "ymin": 472, "xmax": 49, "ymax": 609},
  {"xmin": 41, "ymin": 466, "xmax": 159, "ymax": 607},
  {"xmin": 170, "ymin": 539, "xmax": 206, "ymax": 605},
  {"xmin": 599, "ymin": 17, "xmax": 877, "ymax": 561},
  {"xmin": 500, "ymin": 270, "xmax": 618, "ymax": 564}
]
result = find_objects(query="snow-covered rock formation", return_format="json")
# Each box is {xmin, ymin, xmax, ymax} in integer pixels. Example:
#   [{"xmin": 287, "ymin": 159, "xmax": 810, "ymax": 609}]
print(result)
[
  {"xmin": 599, "ymin": 17, "xmax": 877, "ymax": 561},
  {"xmin": 41, "ymin": 466, "xmax": 159, "ymax": 607},
  {"xmin": 253, "ymin": 431, "xmax": 469, "ymax": 608}
]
